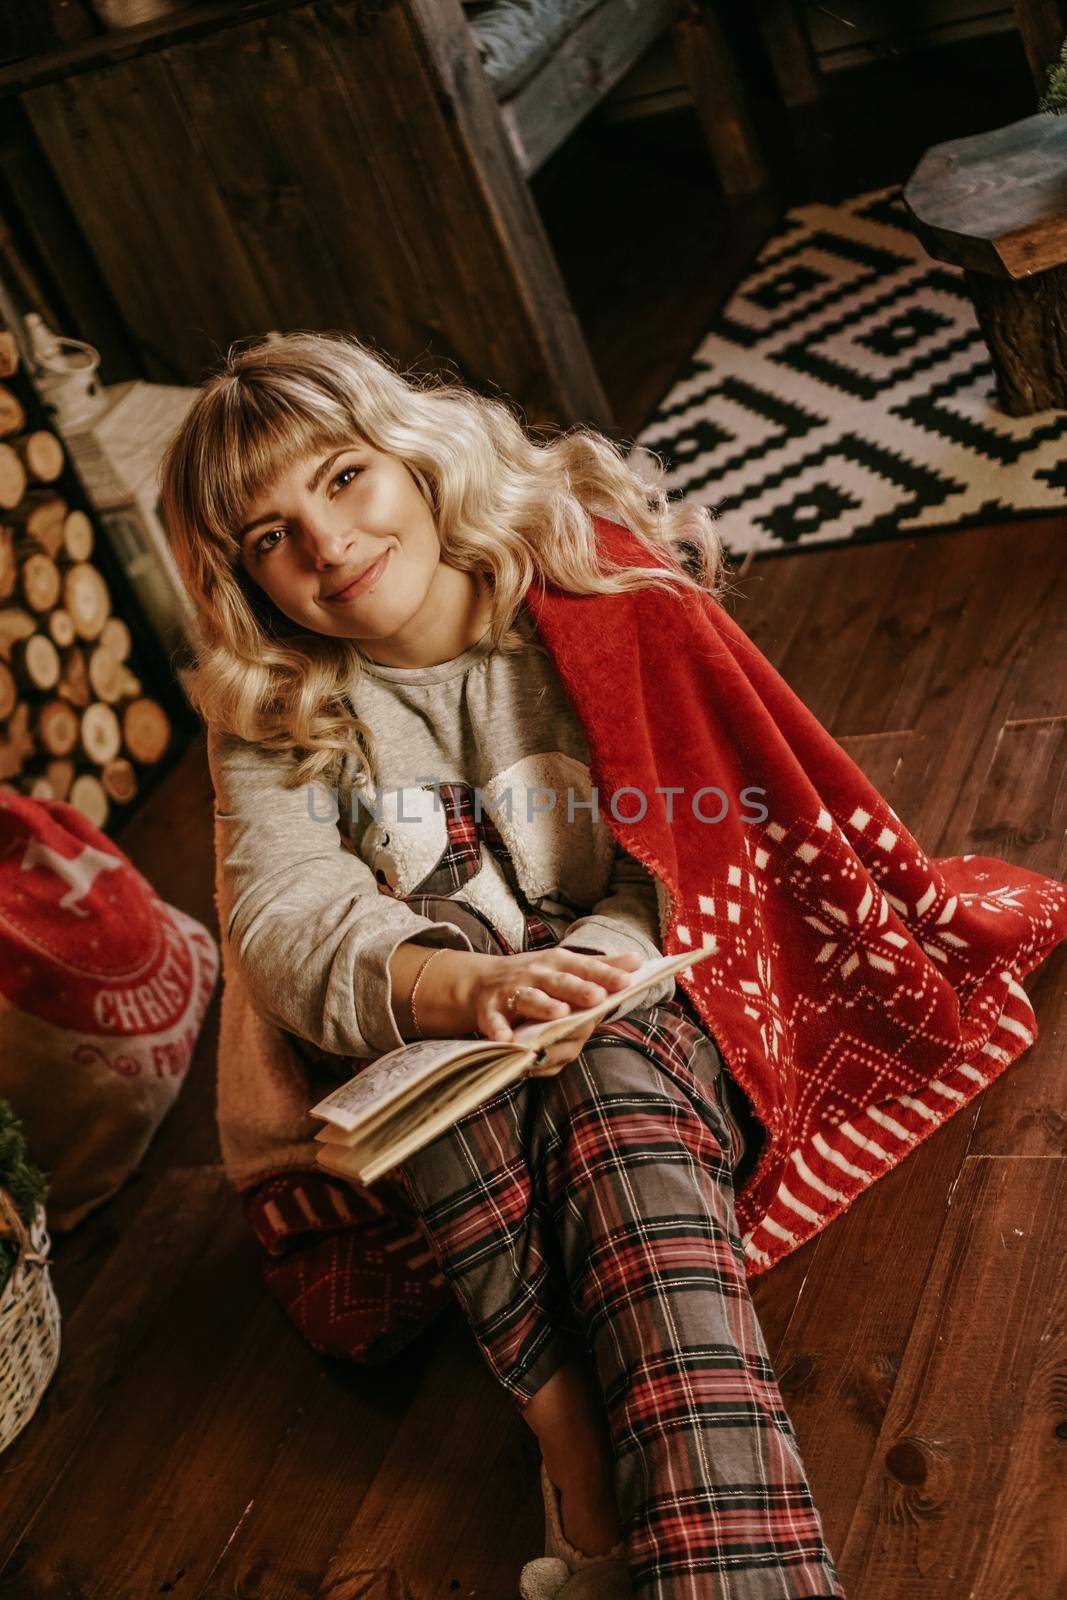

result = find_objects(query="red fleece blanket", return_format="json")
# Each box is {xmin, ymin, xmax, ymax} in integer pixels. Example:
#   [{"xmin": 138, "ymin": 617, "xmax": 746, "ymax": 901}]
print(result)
[
  {"xmin": 234, "ymin": 514, "xmax": 1067, "ymax": 1361},
  {"xmin": 528, "ymin": 517, "xmax": 1067, "ymax": 1272}
]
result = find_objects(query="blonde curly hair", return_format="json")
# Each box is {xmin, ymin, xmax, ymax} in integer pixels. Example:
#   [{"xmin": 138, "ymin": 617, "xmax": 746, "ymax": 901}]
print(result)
[{"xmin": 159, "ymin": 329, "xmax": 730, "ymax": 791}]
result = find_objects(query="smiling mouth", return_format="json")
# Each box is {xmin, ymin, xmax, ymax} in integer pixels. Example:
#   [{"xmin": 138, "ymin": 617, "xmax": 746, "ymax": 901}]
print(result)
[{"xmin": 324, "ymin": 549, "xmax": 390, "ymax": 603}]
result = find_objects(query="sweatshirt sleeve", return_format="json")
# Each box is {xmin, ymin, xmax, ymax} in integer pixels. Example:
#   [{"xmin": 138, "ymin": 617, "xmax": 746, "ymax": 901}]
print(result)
[
  {"xmin": 555, "ymin": 840, "xmax": 676, "ymax": 1017},
  {"xmin": 207, "ymin": 725, "xmax": 475, "ymax": 1059}
]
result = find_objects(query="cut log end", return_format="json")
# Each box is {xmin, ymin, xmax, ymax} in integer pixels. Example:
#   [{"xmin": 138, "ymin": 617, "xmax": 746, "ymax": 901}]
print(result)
[
  {"xmin": 14, "ymin": 633, "xmax": 61, "ymax": 692},
  {"xmin": 0, "ymin": 442, "xmax": 27, "ymax": 511},
  {"xmin": 0, "ymin": 333, "xmax": 19, "ymax": 380},
  {"xmin": 63, "ymin": 509, "xmax": 94, "ymax": 563},
  {"xmin": 68, "ymin": 773, "xmax": 109, "ymax": 829},
  {"xmin": 80, "ymin": 701, "xmax": 123, "ymax": 766},
  {"xmin": 123, "ymin": 696, "xmax": 171, "ymax": 765},
  {"xmin": 14, "ymin": 431, "xmax": 65, "ymax": 484},
  {"xmin": 0, "ymin": 384, "xmax": 26, "ymax": 441},
  {"xmin": 36, "ymin": 697, "xmax": 81, "ymax": 757},
  {"xmin": 101, "ymin": 756, "xmax": 138, "ymax": 804},
  {"xmin": 20, "ymin": 552, "xmax": 62, "ymax": 614},
  {"xmin": 44, "ymin": 757, "xmax": 75, "ymax": 801},
  {"xmin": 63, "ymin": 561, "xmax": 111, "ymax": 641}
]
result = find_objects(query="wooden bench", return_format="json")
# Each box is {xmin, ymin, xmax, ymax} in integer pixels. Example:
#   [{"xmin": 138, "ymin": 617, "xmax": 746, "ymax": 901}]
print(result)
[{"xmin": 904, "ymin": 111, "xmax": 1067, "ymax": 416}]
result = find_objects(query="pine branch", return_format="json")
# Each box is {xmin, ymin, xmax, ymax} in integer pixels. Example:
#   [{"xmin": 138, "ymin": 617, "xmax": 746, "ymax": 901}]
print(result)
[
  {"xmin": 1038, "ymin": 33, "xmax": 1067, "ymax": 114},
  {"xmin": 0, "ymin": 1098, "xmax": 50, "ymax": 1297}
]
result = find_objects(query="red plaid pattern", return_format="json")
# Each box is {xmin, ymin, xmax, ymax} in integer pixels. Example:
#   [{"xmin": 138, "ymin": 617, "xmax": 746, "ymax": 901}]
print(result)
[
  {"xmin": 398, "ymin": 995, "xmax": 845, "ymax": 1598},
  {"xmin": 406, "ymin": 779, "xmax": 562, "ymax": 950},
  {"xmin": 240, "ymin": 790, "xmax": 844, "ymax": 1593}
]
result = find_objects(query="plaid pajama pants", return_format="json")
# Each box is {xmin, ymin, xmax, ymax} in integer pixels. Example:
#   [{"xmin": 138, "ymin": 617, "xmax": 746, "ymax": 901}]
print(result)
[{"xmin": 391, "ymin": 880, "xmax": 846, "ymax": 1600}]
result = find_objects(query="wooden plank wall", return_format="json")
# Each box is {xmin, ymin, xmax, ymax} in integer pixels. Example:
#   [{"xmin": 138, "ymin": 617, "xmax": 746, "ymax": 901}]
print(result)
[{"xmin": 2, "ymin": 0, "xmax": 612, "ymax": 425}]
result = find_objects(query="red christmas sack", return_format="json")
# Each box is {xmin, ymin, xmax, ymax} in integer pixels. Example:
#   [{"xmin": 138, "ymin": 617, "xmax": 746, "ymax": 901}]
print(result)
[{"xmin": 0, "ymin": 788, "xmax": 219, "ymax": 1230}]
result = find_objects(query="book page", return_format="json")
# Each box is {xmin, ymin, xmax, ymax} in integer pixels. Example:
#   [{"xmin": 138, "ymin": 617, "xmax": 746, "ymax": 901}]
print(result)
[
  {"xmin": 309, "ymin": 1035, "xmax": 508, "ymax": 1133},
  {"xmin": 316, "ymin": 1046, "xmax": 539, "ymax": 1183}
]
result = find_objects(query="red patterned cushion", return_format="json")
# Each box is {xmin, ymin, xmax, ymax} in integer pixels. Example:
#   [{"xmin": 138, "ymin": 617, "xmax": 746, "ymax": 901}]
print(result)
[{"xmin": 240, "ymin": 1167, "xmax": 452, "ymax": 1363}]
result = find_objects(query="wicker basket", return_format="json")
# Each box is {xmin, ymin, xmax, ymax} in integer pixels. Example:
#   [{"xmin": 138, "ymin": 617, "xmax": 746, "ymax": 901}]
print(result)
[{"xmin": 0, "ymin": 1187, "xmax": 61, "ymax": 1456}]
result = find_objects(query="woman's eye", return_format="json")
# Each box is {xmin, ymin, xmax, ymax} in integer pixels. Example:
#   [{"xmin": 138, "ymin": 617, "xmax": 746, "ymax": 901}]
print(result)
[
  {"xmin": 250, "ymin": 464, "xmax": 361, "ymax": 556},
  {"xmin": 255, "ymin": 527, "xmax": 286, "ymax": 556}
]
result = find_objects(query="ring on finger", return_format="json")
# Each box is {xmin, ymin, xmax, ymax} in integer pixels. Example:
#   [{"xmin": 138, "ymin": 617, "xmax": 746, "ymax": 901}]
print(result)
[{"xmin": 505, "ymin": 985, "xmax": 529, "ymax": 1014}]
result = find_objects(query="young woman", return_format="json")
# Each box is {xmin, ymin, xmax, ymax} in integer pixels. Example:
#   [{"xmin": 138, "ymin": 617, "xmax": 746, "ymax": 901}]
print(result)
[{"xmin": 159, "ymin": 329, "xmax": 847, "ymax": 1600}]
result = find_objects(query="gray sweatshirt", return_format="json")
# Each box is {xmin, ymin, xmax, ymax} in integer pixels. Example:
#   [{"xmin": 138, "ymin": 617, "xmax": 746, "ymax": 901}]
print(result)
[{"xmin": 207, "ymin": 602, "xmax": 675, "ymax": 1067}]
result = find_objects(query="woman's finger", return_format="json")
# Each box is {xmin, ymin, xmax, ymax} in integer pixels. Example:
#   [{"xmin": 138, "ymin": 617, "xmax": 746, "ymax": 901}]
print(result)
[
  {"xmin": 530, "ymin": 965, "xmax": 617, "ymax": 1008},
  {"xmin": 483, "ymin": 1005, "xmax": 513, "ymax": 1042},
  {"xmin": 510, "ymin": 985, "xmax": 570, "ymax": 1021},
  {"xmin": 550, "ymin": 950, "xmax": 644, "ymax": 991},
  {"xmin": 482, "ymin": 984, "xmax": 568, "ymax": 1043}
]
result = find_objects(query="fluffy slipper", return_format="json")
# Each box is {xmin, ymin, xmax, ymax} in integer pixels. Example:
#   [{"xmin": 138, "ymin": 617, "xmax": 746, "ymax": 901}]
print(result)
[
  {"xmin": 518, "ymin": 1555, "xmax": 632, "ymax": 1600},
  {"xmin": 519, "ymin": 1556, "xmax": 571, "ymax": 1600}
]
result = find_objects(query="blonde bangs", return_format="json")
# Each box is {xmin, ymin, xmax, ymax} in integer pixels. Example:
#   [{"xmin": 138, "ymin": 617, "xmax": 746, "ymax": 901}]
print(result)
[{"xmin": 178, "ymin": 371, "xmax": 369, "ymax": 556}]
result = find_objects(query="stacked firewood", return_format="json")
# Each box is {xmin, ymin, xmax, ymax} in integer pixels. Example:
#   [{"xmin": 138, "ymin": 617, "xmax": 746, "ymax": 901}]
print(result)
[{"xmin": 0, "ymin": 327, "xmax": 172, "ymax": 828}]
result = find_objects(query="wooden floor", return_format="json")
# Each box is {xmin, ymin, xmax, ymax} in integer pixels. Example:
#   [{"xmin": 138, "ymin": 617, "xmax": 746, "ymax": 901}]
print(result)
[
  {"xmin": 3, "ymin": 39, "xmax": 1066, "ymax": 1600},
  {"xmin": 9, "ymin": 518, "xmax": 1064, "ymax": 1600}
]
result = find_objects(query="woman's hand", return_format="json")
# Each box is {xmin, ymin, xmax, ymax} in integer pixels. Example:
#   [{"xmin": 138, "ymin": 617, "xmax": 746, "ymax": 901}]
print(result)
[{"xmin": 470, "ymin": 947, "xmax": 646, "ymax": 1075}]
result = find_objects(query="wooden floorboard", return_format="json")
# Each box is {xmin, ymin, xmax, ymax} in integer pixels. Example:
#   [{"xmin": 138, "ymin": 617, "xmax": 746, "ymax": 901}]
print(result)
[
  {"xmin": 840, "ymin": 1156, "xmax": 1067, "ymax": 1594},
  {"xmin": 741, "ymin": 518, "xmax": 1067, "ymax": 1580}
]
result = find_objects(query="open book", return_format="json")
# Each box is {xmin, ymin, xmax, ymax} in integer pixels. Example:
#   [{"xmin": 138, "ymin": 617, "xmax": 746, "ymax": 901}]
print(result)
[{"xmin": 309, "ymin": 945, "xmax": 716, "ymax": 1186}]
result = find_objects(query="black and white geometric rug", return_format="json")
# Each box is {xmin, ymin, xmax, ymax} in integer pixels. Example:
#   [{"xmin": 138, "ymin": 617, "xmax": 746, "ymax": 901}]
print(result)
[{"xmin": 635, "ymin": 183, "xmax": 1067, "ymax": 561}]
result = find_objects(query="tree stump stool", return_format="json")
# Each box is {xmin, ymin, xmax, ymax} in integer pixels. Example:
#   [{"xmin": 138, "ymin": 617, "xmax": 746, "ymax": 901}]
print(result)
[{"xmin": 903, "ymin": 112, "xmax": 1067, "ymax": 416}]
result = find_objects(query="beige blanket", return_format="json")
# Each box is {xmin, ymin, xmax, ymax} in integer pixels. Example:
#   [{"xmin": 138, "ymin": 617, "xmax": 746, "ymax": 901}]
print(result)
[{"xmin": 213, "ymin": 815, "xmax": 346, "ymax": 1194}]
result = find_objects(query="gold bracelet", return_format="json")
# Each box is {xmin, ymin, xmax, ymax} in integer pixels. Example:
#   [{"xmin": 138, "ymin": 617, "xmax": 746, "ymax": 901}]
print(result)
[{"xmin": 409, "ymin": 946, "xmax": 449, "ymax": 1040}]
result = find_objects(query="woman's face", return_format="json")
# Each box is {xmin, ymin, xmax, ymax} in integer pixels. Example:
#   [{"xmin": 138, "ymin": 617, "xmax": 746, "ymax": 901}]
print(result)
[{"xmin": 237, "ymin": 441, "xmax": 449, "ymax": 650}]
